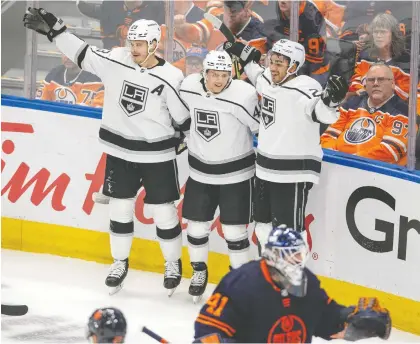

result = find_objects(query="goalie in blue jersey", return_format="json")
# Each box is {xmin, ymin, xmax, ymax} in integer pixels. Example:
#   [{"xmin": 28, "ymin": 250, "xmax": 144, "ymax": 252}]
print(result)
[{"xmin": 194, "ymin": 226, "xmax": 392, "ymax": 343}]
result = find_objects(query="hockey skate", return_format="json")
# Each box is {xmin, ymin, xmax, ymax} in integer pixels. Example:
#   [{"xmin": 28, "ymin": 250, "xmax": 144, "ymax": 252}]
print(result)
[
  {"xmin": 164, "ymin": 259, "xmax": 182, "ymax": 297},
  {"xmin": 105, "ymin": 259, "xmax": 128, "ymax": 295},
  {"xmin": 189, "ymin": 262, "xmax": 208, "ymax": 304}
]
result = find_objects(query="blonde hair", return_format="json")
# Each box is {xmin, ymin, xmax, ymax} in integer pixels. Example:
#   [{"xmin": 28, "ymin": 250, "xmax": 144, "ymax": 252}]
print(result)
[{"xmin": 366, "ymin": 13, "xmax": 406, "ymax": 60}]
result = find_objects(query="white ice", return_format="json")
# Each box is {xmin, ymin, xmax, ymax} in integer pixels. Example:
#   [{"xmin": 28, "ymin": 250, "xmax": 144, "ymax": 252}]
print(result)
[{"xmin": 1, "ymin": 250, "xmax": 419, "ymax": 343}]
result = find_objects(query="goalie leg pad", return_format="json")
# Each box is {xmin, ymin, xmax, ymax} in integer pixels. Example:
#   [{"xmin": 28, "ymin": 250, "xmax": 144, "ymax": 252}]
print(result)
[
  {"xmin": 149, "ymin": 203, "xmax": 182, "ymax": 261},
  {"xmin": 109, "ymin": 198, "xmax": 135, "ymax": 260},
  {"xmin": 222, "ymin": 224, "xmax": 250, "ymax": 268},
  {"xmin": 187, "ymin": 221, "xmax": 211, "ymax": 263}
]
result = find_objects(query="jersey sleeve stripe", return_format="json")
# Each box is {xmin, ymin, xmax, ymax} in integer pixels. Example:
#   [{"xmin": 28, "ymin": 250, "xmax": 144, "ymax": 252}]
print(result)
[
  {"xmin": 311, "ymin": 109, "xmax": 322, "ymax": 123},
  {"xmin": 262, "ymin": 74, "xmax": 270, "ymax": 85},
  {"xmin": 280, "ymin": 86, "xmax": 311, "ymax": 99},
  {"xmin": 215, "ymin": 97, "xmax": 259, "ymax": 123},
  {"xmin": 383, "ymin": 135, "xmax": 407, "ymax": 152},
  {"xmin": 77, "ymin": 44, "xmax": 89, "ymax": 69},
  {"xmin": 382, "ymin": 139, "xmax": 404, "ymax": 159},
  {"xmin": 149, "ymin": 73, "xmax": 190, "ymax": 111},
  {"xmin": 380, "ymin": 142, "xmax": 399, "ymax": 162},
  {"xmin": 197, "ymin": 314, "xmax": 236, "ymax": 334},
  {"xmin": 196, "ymin": 318, "xmax": 234, "ymax": 337}
]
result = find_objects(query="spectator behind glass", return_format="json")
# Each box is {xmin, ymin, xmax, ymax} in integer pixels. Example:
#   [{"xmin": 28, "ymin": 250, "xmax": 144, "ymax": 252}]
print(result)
[
  {"xmin": 174, "ymin": 1, "xmax": 266, "ymax": 53},
  {"xmin": 321, "ymin": 63, "xmax": 410, "ymax": 166},
  {"xmin": 347, "ymin": 13, "xmax": 419, "ymax": 116},
  {"xmin": 76, "ymin": 0, "xmax": 165, "ymax": 49},
  {"xmin": 36, "ymin": 55, "xmax": 104, "ymax": 108},
  {"xmin": 264, "ymin": 1, "xmax": 330, "ymax": 86},
  {"xmin": 157, "ymin": 0, "xmax": 205, "ymax": 64},
  {"xmin": 186, "ymin": 46, "xmax": 208, "ymax": 76}
]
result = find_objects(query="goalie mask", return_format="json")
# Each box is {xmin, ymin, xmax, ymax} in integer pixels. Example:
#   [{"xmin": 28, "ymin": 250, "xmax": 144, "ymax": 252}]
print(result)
[
  {"xmin": 127, "ymin": 19, "xmax": 161, "ymax": 65},
  {"xmin": 268, "ymin": 39, "xmax": 305, "ymax": 85},
  {"xmin": 263, "ymin": 225, "xmax": 309, "ymax": 296},
  {"xmin": 202, "ymin": 50, "xmax": 233, "ymax": 94}
]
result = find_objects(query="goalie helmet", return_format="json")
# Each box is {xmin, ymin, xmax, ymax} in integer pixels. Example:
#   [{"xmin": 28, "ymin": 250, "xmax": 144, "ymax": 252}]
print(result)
[
  {"xmin": 203, "ymin": 50, "xmax": 233, "ymax": 74},
  {"xmin": 86, "ymin": 307, "xmax": 127, "ymax": 343},
  {"xmin": 270, "ymin": 39, "xmax": 305, "ymax": 83},
  {"xmin": 263, "ymin": 225, "xmax": 309, "ymax": 286},
  {"xmin": 127, "ymin": 19, "xmax": 161, "ymax": 47}
]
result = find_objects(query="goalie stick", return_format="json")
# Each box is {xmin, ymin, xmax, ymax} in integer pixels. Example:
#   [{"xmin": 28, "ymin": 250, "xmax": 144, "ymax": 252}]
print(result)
[
  {"xmin": 203, "ymin": 12, "xmax": 241, "ymax": 79},
  {"xmin": 1, "ymin": 304, "xmax": 29, "ymax": 316}
]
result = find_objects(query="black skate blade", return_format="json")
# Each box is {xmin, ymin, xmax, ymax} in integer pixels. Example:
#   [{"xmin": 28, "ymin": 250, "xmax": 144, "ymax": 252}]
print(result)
[{"xmin": 1, "ymin": 304, "xmax": 28, "ymax": 316}]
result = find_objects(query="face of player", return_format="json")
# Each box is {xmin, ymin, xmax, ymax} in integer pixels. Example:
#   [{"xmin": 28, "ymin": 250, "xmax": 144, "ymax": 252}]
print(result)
[
  {"xmin": 365, "ymin": 65, "xmax": 395, "ymax": 106},
  {"xmin": 129, "ymin": 40, "xmax": 154, "ymax": 65},
  {"xmin": 186, "ymin": 57, "xmax": 203, "ymax": 76},
  {"xmin": 224, "ymin": 4, "xmax": 249, "ymax": 33},
  {"xmin": 269, "ymin": 53, "xmax": 290, "ymax": 84},
  {"xmin": 206, "ymin": 70, "xmax": 231, "ymax": 94},
  {"xmin": 278, "ymin": 1, "xmax": 291, "ymax": 16},
  {"xmin": 373, "ymin": 27, "xmax": 392, "ymax": 50}
]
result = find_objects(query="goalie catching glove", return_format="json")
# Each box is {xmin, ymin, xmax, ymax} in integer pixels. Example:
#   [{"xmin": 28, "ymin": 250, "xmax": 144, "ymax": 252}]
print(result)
[
  {"xmin": 23, "ymin": 7, "xmax": 67, "ymax": 42},
  {"xmin": 344, "ymin": 297, "xmax": 391, "ymax": 341},
  {"xmin": 223, "ymin": 41, "xmax": 261, "ymax": 68}
]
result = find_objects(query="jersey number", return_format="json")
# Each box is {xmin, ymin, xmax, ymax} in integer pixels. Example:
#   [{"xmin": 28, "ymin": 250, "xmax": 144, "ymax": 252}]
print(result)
[
  {"xmin": 391, "ymin": 120, "xmax": 408, "ymax": 137},
  {"xmin": 205, "ymin": 293, "xmax": 229, "ymax": 317}
]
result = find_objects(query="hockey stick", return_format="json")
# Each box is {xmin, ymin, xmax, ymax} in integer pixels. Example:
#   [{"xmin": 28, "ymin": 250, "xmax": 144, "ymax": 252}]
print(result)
[
  {"xmin": 204, "ymin": 13, "xmax": 241, "ymax": 79},
  {"xmin": 141, "ymin": 326, "xmax": 170, "ymax": 343},
  {"xmin": 1, "ymin": 304, "xmax": 29, "ymax": 316}
]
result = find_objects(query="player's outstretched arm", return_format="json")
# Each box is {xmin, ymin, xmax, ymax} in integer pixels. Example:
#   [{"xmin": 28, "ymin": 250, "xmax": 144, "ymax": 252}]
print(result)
[{"xmin": 23, "ymin": 7, "xmax": 110, "ymax": 80}]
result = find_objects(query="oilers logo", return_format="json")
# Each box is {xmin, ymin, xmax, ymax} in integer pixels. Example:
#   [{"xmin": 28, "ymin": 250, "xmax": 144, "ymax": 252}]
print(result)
[
  {"xmin": 172, "ymin": 39, "xmax": 187, "ymax": 62},
  {"xmin": 344, "ymin": 117, "xmax": 376, "ymax": 144},
  {"xmin": 195, "ymin": 109, "xmax": 220, "ymax": 142},
  {"xmin": 268, "ymin": 315, "xmax": 307, "ymax": 343},
  {"xmin": 54, "ymin": 87, "xmax": 77, "ymax": 105}
]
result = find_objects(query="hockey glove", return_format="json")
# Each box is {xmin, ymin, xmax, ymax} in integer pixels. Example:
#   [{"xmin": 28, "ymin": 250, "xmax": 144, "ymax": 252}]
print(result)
[
  {"xmin": 321, "ymin": 75, "xmax": 348, "ymax": 108},
  {"xmin": 223, "ymin": 41, "xmax": 261, "ymax": 68},
  {"xmin": 23, "ymin": 7, "xmax": 67, "ymax": 42},
  {"xmin": 344, "ymin": 297, "xmax": 391, "ymax": 341}
]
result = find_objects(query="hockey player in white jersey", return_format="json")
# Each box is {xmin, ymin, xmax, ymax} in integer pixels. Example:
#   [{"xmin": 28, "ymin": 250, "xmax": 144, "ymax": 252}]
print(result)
[
  {"xmin": 23, "ymin": 8, "xmax": 191, "ymax": 295},
  {"xmin": 179, "ymin": 51, "xmax": 259, "ymax": 302},
  {"xmin": 223, "ymin": 39, "xmax": 348, "ymax": 250}
]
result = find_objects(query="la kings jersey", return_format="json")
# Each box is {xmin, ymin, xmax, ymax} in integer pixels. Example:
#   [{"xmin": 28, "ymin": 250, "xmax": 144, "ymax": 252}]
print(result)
[
  {"xmin": 54, "ymin": 32, "xmax": 190, "ymax": 163},
  {"xmin": 180, "ymin": 74, "xmax": 259, "ymax": 185},
  {"xmin": 244, "ymin": 62, "xmax": 339, "ymax": 184}
]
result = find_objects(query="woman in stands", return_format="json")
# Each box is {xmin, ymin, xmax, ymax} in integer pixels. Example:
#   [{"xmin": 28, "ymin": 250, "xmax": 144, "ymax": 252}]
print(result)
[{"xmin": 347, "ymin": 13, "xmax": 419, "ymax": 116}]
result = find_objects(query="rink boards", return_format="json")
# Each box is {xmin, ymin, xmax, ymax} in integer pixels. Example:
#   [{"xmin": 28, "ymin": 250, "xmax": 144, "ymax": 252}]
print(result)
[{"xmin": 1, "ymin": 96, "xmax": 420, "ymax": 335}]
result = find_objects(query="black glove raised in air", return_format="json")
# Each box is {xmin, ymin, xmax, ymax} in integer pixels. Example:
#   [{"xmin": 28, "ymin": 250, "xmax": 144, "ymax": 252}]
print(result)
[{"xmin": 23, "ymin": 7, "xmax": 67, "ymax": 42}]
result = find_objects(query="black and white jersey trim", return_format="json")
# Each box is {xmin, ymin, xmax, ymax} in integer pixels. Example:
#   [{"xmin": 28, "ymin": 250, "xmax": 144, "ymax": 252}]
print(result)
[
  {"xmin": 256, "ymin": 151, "xmax": 321, "ymax": 174},
  {"xmin": 149, "ymin": 73, "xmax": 190, "ymax": 111},
  {"xmin": 215, "ymin": 97, "xmax": 259, "ymax": 123},
  {"xmin": 188, "ymin": 151, "xmax": 255, "ymax": 176},
  {"xmin": 99, "ymin": 126, "xmax": 176, "ymax": 152}
]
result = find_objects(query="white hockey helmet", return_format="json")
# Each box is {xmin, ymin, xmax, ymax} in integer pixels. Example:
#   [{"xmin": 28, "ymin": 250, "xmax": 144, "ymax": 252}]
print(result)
[
  {"xmin": 271, "ymin": 39, "xmax": 305, "ymax": 82},
  {"xmin": 127, "ymin": 19, "xmax": 161, "ymax": 47},
  {"xmin": 203, "ymin": 50, "xmax": 233, "ymax": 75}
]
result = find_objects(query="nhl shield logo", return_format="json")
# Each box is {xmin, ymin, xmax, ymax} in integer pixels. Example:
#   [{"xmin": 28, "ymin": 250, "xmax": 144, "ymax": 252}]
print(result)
[
  {"xmin": 261, "ymin": 95, "xmax": 276, "ymax": 129},
  {"xmin": 195, "ymin": 109, "xmax": 220, "ymax": 142},
  {"xmin": 119, "ymin": 81, "xmax": 149, "ymax": 117}
]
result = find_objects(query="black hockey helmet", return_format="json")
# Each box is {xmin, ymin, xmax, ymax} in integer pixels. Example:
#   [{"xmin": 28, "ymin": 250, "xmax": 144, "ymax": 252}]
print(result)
[{"xmin": 86, "ymin": 307, "xmax": 127, "ymax": 343}]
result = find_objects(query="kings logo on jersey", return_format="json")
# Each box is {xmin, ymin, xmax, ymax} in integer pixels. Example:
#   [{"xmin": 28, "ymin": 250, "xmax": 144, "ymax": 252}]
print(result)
[
  {"xmin": 195, "ymin": 109, "xmax": 220, "ymax": 142},
  {"xmin": 344, "ymin": 117, "xmax": 376, "ymax": 144},
  {"xmin": 119, "ymin": 81, "xmax": 149, "ymax": 117},
  {"xmin": 261, "ymin": 95, "xmax": 276, "ymax": 129}
]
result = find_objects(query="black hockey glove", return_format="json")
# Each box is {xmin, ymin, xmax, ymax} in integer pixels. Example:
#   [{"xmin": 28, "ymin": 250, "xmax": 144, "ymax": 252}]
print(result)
[
  {"xmin": 223, "ymin": 41, "xmax": 261, "ymax": 67},
  {"xmin": 321, "ymin": 75, "xmax": 348, "ymax": 108},
  {"xmin": 344, "ymin": 297, "xmax": 391, "ymax": 341},
  {"xmin": 23, "ymin": 7, "xmax": 67, "ymax": 42}
]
